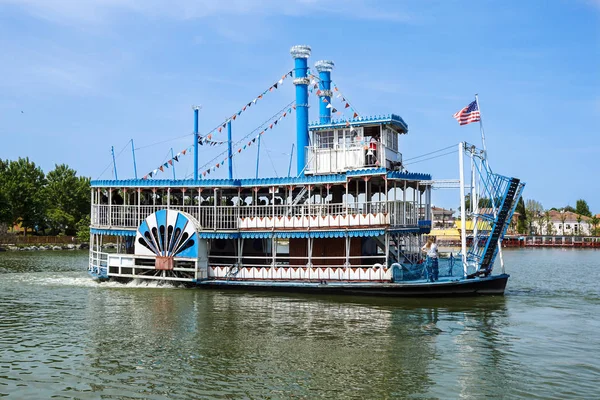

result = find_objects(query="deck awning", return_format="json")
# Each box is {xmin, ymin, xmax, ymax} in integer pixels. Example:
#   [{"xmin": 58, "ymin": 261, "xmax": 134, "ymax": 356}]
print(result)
[{"xmin": 91, "ymin": 228, "xmax": 136, "ymax": 237}]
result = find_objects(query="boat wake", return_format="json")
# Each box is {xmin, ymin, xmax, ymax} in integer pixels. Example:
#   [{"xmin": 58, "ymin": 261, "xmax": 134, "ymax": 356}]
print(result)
[{"xmin": 2, "ymin": 272, "xmax": 184, "ymax": 290}]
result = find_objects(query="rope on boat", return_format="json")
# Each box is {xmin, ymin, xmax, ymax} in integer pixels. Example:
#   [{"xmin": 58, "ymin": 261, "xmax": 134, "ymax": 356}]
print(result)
[
  {"xmin": 403, "ymin": 149, "xmax": 458, "ymax": 167},
  {"xmin": 402, "ymin": 143, "xmax": 458, "ymax": 162}
]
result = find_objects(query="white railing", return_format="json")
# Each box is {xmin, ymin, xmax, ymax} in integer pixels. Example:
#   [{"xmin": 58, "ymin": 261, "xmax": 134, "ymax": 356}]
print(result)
[
  {"xmin": 91, "ymin": 200, "xmax": 419, "ymax": 230},
  {"xmin": 305, "ymin": 142, "xmax": 401, "ymax": 174}
]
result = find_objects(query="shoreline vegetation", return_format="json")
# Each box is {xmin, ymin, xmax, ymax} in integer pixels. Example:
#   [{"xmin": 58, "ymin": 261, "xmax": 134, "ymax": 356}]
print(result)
[{"xmin": 0, "ymin": 158, "xmax": 90, "ymax": 242}]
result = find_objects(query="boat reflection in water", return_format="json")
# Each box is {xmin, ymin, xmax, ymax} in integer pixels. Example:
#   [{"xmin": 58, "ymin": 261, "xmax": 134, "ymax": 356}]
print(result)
[{"xmin": 84, "ymin": 286, "xmax": 510, "ymax": 398}]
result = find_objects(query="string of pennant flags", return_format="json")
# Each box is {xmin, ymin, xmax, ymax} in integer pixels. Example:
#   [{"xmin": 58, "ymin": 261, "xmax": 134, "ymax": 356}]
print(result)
[
  {"xmin": 307, "ymin": 74, "xmax": 361, "ymax": 125},
  {"xmin": 199, "ymin": 70, "xmax": 294, "ymax": 144},
  {"xmin": 200, "ymin": 104, "xmax": 296, "ymax": 178},
  {"xmin": 142, "ymin": 70, "xmax": 361, "ymax": 180},
  {"xmin": 142, "ymin": 145, "xmax": 194, "ymax": 180}
]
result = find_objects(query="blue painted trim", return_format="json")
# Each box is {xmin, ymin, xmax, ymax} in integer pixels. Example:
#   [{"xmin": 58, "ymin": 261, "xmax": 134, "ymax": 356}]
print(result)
[
  {"xmin": 387, "ymin": 171, "xmax": 432, "ymax": 181},
  {"xmin": 418, "ymin": 220, "xmax": 432, "ymax": 227},
  {"xmin": 389, "ymin": 227, "xmax": 421, "ymax": 234},
  {"xmin": 91, "ymin": 228, "xmax": 136, "ymax": 237},
  {"xmin": 91, "ymin": 170, "xmax": 431, "ymax": 187},
  {"xmin": 309, "ymin": 113, "xmax": 408, "ymax": 133},
  {"xmin": 199, "ymin": 232, "xmax": 240, "ymax": 239}
]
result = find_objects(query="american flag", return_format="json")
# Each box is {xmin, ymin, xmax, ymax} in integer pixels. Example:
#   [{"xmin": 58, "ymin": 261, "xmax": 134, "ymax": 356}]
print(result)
[{"xmin": 453, "ymin": 100, "xmax": 481, "ymax": 126}]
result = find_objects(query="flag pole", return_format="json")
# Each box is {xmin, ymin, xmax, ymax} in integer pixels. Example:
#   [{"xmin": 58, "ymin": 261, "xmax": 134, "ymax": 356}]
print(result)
[{"xmin": 474, "ymin": 94, "xmax": 487, "ymax": 158}]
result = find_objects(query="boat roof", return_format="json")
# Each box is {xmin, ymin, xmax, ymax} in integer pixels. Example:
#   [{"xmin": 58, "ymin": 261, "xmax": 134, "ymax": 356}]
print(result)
[
  {"xmin": 91, "ymin": 168, "xmax": 431, "ymax": 188},
  {"xmin": 309, "ymin": 114, "xmax": 408, "ymax": 134}
]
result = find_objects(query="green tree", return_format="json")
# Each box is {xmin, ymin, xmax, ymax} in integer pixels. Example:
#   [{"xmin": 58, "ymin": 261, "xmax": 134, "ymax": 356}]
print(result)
[
  {"xmin": 75, "ymin": 215, "xmax": 90, "ymax": 243},
  {"xmin": 525, "ymin": 199, "xmax": 544, "ymax": 235},
  {"xmin": 515, "ymin": 197, "xmax": 527, "ymax": 234},
  {"xmin": 575, "ymin": 199, "xmax": 592, "ymax": 217},
  {"xmin": 559, "ymin": 211, "xmax": 567, "ymax": 235},
  {"xmin": 45, "ymin": 164, "xmax": 90, "ymax": 235},
  {"xmin": 3, "ymin": 158, "xmax": 46, "ymax": 236},
  {"xmin": 590, "ymin": 215, "xmax": 599, "ymax": 236},
  {"xmin": 0, "ymin": 159, "xmax": 12, "ymax": 226},
  {"xmin": 563, "ymin": 205, "xmax": 576, "ymax": 213}
]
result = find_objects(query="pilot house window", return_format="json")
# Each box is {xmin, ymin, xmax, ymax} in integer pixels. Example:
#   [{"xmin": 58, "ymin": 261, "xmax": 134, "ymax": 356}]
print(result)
[{"xmin": 316, "ymin": 130, "xmax": 335, "ymax": 148}]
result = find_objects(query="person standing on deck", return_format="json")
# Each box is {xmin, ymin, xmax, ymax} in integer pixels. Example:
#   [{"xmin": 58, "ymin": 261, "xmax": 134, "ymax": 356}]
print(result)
[{"xmin": 421, "ymin": 237, "xmax": 439, "ymax": 282}]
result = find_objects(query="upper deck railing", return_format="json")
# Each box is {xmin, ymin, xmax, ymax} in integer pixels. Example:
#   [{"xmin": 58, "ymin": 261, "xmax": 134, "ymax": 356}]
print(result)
[
  {"xmin": 304, "ymin": 142, "xmax": 401, "ymax": 174},
  {"xmin": 91, "ymin": 200, "xmax": 425, "ymax": 231}
]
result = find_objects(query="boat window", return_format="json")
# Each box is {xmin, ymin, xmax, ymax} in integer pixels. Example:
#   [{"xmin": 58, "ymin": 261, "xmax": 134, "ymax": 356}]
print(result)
[
  {"xmin": 316, "ymin": 130, "xmax": 335, "ymax": 148},
  {"xmin": 385, "ymin": 128, "xmax": 398, "ymax": 151}
]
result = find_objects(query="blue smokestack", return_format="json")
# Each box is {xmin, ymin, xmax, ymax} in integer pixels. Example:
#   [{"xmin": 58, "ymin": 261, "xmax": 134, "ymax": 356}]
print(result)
[
  {"xmin": 290, "ymin": 45, "xmax": 311, "ymax": 175},
  {"xmin": 315, "ymin": 60, "xmax": 334, "ymax": 124}
]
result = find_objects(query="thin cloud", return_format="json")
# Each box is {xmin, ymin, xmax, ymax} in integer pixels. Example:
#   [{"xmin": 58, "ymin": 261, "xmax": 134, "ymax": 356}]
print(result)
[{"xmin": 0, "ymin": 0, "xmax": 414, "ymax": 25}]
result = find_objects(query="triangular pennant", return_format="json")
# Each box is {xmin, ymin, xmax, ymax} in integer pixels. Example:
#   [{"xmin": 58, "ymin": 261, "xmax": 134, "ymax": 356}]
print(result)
[
  {"xmin": 252, "ymin": 138, "xmax": 256, "ymax": 143},
  {"xmin": 274, "ymin": 120, "xmax": 278, "ymax": 125},
  {"xmin": 203, "ymin": 171, "xmax": 206, "ymax": 177},
  {"xmin": 237, "ymin": 111, "xmax": 241, "ymax": 116},
  {"xmin": 346, "ymin": 121, "xmax": 350, "ymax": 127},
  {"xmin": 168, "ymin": 160, "xmax": 173, "ymax": 166},
  {"xmin": 313, "ymin": 83, "xmax": 318, "ymax": 89},
  {"xmin": 326, "ymin": 104, "xmax": 332, "ymax": 109},
  {"xmin": 331, "ymin": 107, "xmax": 337, "ymax": 113},
  {"xmin": 288, "ymin": 71, "xmax": 293, "ymax": 77},
  {"xmin": 159, "ymin": 166, "xmax": 164, "ymax": 172},
  {"xmin": 322, "ymin": 98, "xmax": 328, "ymax": 103},
  {"xmin": 148, "ymin": 172, "xmax": 153, "ymax": 177},
  {"xmin": 353, "ymin": 112, "xmax": 359, "ymax": 118},
  {"xmin": 345, "ymin": 103, "xmax": 350, "ymax": 108},
  {"xmin": 222, "ymin": 123, "xmax": 226, "ymax": 128},
  {"xmin": 233, "ymin": 115, "xmax": 237, "ymax": 120},
  {"xmin": 278, "ymin": 79, "xmax": 283, "ymax": 85},
  {"xmin": 242, "ymin": 106, "xmax": 247, "ymax": 111},
  {"xmin": 218, "ymin": 127, "xmax": 222, "ymax": 132},
  {"xmin": 182, "ymin": 149, "xmax": 187, "ymax": 155},
  {"xmin": 334, "ymin": 87, "xmax": 339, "ymax": 92},
  {"xmin": 238, "ymin": 148, "xmax": 242, "ymax": 153},
  {"xmin": 208, "ymin": 134, "xmax": 212, "ymax": 139},
  {"xmin": 292, "ymin": 105, "xmax": 296, "ymax": 110},
  {"xmin": 216, "ymin": 163, "xmax": 220, "ymax": 168},
  {"xmin": 243, "ymin": 145, "xmax": 247, "ymax": 150},
  {"xmin": 316, "ymin": 90, "xmax": 322, "ymax": 96},
  {"xmin": 174, "ymin": 156, "xmax": 179, "ymax": 161},
  {"xmin": 269, "ymin": 86, "xmax": 273, "ymax": 92}
]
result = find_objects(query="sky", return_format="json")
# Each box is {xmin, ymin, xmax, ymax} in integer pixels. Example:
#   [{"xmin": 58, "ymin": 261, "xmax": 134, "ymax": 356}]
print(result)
[{"xmin": 0, "ymin": 0, "xmax": 598, "ymax": 212}]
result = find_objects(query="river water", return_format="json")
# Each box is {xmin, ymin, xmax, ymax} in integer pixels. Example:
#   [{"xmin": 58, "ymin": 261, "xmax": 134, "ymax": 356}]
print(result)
[{"xmin": 0, "ymin": 249, "xmax": 598, "ymax": 399}]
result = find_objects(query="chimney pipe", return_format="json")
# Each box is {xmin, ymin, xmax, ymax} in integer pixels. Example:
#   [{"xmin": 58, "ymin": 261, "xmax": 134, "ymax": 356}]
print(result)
[
  {"xmin": 290, "ymin": 45, "xmax": 311, "ymax": 176},
  {"xmin": 315, "ymin": 60, "xmax": 334, "ymax": 124}
]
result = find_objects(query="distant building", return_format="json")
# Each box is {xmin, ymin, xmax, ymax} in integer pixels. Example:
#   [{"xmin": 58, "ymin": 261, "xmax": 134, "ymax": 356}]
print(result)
[
  {"xmin": 533, "ymin": 210, "xmax": 592, "ymax": 236},
  {"xmin": 431, "ymin": 206, "xmax": 455, "ymax": 229}
]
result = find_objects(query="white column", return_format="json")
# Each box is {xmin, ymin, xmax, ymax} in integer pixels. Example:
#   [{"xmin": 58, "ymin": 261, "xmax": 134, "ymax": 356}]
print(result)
[
  {"xmin": 459, "ymin": 142, "xmax": 467, "ymax": 277},
  {"xmin": 403, "ymin": 181, "xmax": 407, "ymax": 225}
]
